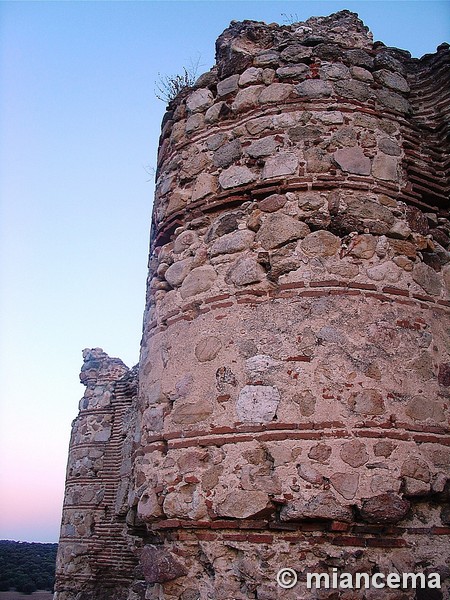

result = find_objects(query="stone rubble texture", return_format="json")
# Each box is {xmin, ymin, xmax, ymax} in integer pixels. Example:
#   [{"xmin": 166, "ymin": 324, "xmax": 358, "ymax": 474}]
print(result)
[{"xmin": 55, "ymin": 10, "xmax": 450, "ymax": 600}]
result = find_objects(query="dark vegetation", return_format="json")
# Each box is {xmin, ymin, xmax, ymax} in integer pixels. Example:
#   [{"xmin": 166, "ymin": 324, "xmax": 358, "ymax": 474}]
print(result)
[{"xmin": 0, "ymin": 541, "xmax": 57, "ymax": 594}]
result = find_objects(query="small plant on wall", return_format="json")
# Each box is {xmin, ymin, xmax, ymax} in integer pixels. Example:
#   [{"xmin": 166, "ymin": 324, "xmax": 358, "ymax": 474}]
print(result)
[{"xmin": 154, "ymin": 56, "xmax": 201, "ymax": 104}]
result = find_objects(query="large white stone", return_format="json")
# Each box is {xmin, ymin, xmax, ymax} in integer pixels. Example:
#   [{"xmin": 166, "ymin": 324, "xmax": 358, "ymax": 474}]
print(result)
[{"xmin": 236, "ymin": 385, "xmax": 280, "ymax": 422}]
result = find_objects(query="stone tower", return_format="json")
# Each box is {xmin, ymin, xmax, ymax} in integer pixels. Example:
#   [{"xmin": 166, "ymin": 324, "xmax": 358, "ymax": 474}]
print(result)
[{"xmin": 55, "ymin": 11, "xmax": 450, "ymax": 600}]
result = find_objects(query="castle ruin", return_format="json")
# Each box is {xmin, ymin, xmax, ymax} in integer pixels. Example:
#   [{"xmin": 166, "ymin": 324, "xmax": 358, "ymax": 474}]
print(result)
[{"xmin": 55, "ymin": 11, "xmax": 450, "ymax": 600}]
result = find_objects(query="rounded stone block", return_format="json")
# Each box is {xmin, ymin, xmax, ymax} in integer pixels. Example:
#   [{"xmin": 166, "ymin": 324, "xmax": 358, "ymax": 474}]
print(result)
[{"xmin": 179, "ymin": 265, "xmax": 217, "ymax": 298}]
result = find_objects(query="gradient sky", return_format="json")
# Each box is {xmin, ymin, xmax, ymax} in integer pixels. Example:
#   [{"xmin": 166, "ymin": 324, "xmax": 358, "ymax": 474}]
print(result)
[{"xmin": 0, "ymin": 1, "xmax": 448, "ymax": 544}]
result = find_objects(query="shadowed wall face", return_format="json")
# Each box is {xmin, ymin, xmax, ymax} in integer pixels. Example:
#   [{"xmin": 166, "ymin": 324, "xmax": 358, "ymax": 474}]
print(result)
[{"xmin": 55, "ymin": 10, "xmax": 450, "ymax": 600}]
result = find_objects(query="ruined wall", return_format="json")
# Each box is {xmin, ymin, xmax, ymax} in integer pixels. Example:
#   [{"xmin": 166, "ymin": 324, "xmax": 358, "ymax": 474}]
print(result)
[
  {"xmin": 55, "ymin": 350, "xmax": 139, "ymax": 600},
  {"xmin": 55, "ymin": 10, "xmax": 450, "ymax": 600}
]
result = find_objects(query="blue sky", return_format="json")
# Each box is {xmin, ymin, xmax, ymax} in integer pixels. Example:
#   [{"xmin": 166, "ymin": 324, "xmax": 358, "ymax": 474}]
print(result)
[{"xmin": 0, "ymin": 1, "xmax": 448, "ymax": 543}]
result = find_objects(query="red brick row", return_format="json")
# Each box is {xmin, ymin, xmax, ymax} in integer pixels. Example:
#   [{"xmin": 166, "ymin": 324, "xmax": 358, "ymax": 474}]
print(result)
[{"xmin": 151, "ymin": 283, "xmax": 449, "ymax": 335}]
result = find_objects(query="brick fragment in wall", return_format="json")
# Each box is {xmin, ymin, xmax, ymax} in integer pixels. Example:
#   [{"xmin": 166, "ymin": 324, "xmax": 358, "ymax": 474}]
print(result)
[{"xmin": 55, "ymin": 9, "xmax": 450, "ymax": 600}]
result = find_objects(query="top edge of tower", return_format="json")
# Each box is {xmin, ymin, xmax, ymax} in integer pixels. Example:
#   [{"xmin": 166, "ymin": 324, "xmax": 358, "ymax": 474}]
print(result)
[
  {"xmin": 214, "ymin": 10, "xmax": 373, "ymax": 80},
  {"xmin": 220, "ymin": 10, "xmax": 374, "ymax": 53},
  {"xmin": 159, "ymin": 10, "xmax": 448, "ymax": 113}
]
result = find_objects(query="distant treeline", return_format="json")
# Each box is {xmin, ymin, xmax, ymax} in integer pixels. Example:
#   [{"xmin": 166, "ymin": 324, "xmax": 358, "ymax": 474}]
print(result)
[{"xmin": 0, "ymin": 540, "xmax": 57, "ymax": 594}]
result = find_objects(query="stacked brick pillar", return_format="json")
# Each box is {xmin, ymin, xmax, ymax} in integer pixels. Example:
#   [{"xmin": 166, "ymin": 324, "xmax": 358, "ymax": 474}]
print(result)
[{"xmin": 55, "ymin": 350, "xmax": 138, "ymax": 600}]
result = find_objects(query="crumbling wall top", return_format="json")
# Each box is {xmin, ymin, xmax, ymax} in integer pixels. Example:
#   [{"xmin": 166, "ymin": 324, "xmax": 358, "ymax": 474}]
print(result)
[{"xmin": 79, "ymin": 347, "xmax": 129, "ymax": 387}]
